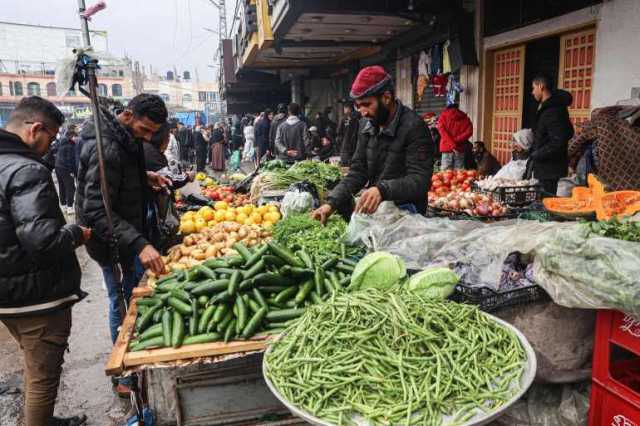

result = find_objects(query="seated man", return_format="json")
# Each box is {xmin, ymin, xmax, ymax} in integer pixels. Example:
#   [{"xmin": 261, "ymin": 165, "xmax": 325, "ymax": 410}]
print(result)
[
  {"xmin": 473, "ymin": 141, "xmax": 501, "ymax": 177},
  {"xmin": 311, "ymin": 65, "xmax": 435, "ymax": 221}
]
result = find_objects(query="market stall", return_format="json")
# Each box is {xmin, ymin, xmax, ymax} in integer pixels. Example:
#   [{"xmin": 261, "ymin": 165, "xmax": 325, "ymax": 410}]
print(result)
[{"xmin": 106, "ymin": 163, "xmax": 640, "ymax": 425}]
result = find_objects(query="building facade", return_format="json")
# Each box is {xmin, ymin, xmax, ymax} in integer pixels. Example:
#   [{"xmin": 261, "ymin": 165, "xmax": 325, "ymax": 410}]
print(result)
[
  {"xmin": 0, "ymin": 21, "xmax": 135, "ymax": 125},
  {"xmin": 222, "ymin": 0, "xmax": 640, "ymax": 164}
]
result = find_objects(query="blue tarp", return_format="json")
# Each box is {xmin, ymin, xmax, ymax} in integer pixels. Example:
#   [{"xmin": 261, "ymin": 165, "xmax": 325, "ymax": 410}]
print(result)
[{"xmin": 173, "ymin": 111, "xmax": 206, "ymax": 127}]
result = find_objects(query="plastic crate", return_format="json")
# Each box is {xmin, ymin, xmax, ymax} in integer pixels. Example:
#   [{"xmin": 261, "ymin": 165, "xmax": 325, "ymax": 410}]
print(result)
[
  {"xmin": 426, "ymin": 206, "xmax": 515, "ymax": 222},
  {"xmin": 593, "ymin": 311, "xmax": 640, "ymax": 382},
  {"xmin": 449, "ymin": 282, "xmax": 549, "ymax": 312},
  {"xmin": 473, "ymin": 183, "xmax": 541, "ymax": 206},
  {"xmin": 589, "ymin": 381, "xmax": 640, "ymax": 425}
]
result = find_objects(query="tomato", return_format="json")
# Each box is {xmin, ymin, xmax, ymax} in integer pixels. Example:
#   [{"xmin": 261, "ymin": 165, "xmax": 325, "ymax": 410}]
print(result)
[
  {"xmin": 432, "ymin": 181, "xmax": 442, "ymax": 189},
  {"xmin": 462, "ymin": 183, "xmax": 470, "ymax": 191},
  {"xmin": 442, "ymin": 177, "xmax": 451, "ymax": 185},
  {"xmin": 467, "ymin": 170, "xmax": 478, "ymax": 177},
  {"xmin": 224, "ymin": 194, "xmax": 234, "ymax": 203}
]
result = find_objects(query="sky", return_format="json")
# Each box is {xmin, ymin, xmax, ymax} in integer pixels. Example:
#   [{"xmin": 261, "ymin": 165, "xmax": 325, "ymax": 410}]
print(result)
[{"xmin": 3, "ymin": 0, "xmax": 239, "ymax": 82}]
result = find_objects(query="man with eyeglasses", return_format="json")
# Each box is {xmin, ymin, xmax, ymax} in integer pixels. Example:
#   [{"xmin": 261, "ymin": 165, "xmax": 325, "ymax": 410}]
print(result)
[{"xmin": 0, "ymin": 96, "xmax": 91, "ymax": 426}]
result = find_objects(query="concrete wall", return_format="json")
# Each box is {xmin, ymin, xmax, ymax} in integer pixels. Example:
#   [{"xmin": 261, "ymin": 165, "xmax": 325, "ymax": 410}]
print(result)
[{"xmin": 592, "ymin": 0, "xmax": 640, "ymax": 107}]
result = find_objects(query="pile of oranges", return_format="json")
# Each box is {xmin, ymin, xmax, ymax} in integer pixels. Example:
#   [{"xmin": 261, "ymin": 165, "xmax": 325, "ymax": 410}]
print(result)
[{"xmin": 179, "ymin": 202, "xmax": 281, "ymax": 235}]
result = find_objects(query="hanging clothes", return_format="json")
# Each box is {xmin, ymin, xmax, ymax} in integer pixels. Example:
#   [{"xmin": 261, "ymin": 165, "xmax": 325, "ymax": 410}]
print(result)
[
  {"xmin": 446, "ymin": 74, "xmax": 464, "ymax": 106},
  {"xmin": 432, "ymin": 74, "xmax": 448, "ymax": 97},
  {"xmin": 417, "ymin": 50, "xmax": 430, "ymax": 101},
  {"xmin": 442, "ymin": 40, "xmax": 452, "ymax": 74},
  {"xmin": 430, "ymin": 44, "xmax": 443, "ymax": 76}
]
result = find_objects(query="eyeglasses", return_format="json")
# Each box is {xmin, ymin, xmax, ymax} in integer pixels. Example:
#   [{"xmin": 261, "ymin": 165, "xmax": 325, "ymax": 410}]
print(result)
[{"xmin": 24, "ymin": 121, "xmax": 57, "ymax": 142}]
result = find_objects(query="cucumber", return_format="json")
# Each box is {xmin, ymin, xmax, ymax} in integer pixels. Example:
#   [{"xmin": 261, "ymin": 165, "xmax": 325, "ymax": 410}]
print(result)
[
  {"xmin": 203, "ymin": 258, "xmax": 229, "ymax": 269},
  {"xmin": 266, "ymin": 308, "xmax": 306, "ymax": 322},
  {"xmin": 185, "ymin": 267, "xmax": 203, "ymax": 282},
  {"xmin": 263, "ymin": 255, "xmax": 286, "ymax": 267},
  {"xmin": 211, "ymin": 290, "xmax": 233, "ymax": 303},
  {"xmin": 168, "ymin": 297, "xmax": 193, "ymax": 315},
  {"xmin": 294, "ymin": 280, "xmax": 314, "ymax": 304},
  {"xmin": 339, "ymin": 276, "xmax": 351, "ymax": 287},
  {"xmin": 280, "ymin": 265, "xmax": 313, "ymax": 279},
  {"xmin": 198, "ymin": 305, "xmax": 216, "ymax": 334},
  {"xmin": 161, "ymin": 310, "xmax": 172, "ymax": 347},
  {"xmin": 226, "ymin": 256, "xmax": 245, "ymax": 267},
  {"xmin": 191, "ymin": 279, "xmax": 230, "ymax": 296},
  {"xmin": 252, "ymin": 288, "xmax": 268, "ymax": 308},
  {"xmin": 197, "ymin": 295, "xmax": 210, "ymax": 307},
  {"xmin": 243, "ymin": 259, "xmax": 266, "ymax": 280},
  {"xmin": 340, "ymin": 258, "xmax": 358, "ymax": 267},
  {"xmin": 152, "ymin": 307, "xmax": 163, "ymax": 323},
  {"xmin": 214, "ymin": 267, "xmax": 240, "ymax": 276},
  {"xmin": 182, "ymin": 333, "xmax": 222, "ymax": 345},
  {"xmin": 259, "ymin": 285, "xmax": 289, "ymax": 293},
  {"xmin": 189, "ymin": 299, "xmax": 199, "ymax": 336},
  {"xmin": 267, "ymin": 241, "xmax": 304, "ymax": 267},
  {"xmin": 130, "ymin": 336, "xmax": 165, "ymax": 352},
  {"xmin": 253, "ymin": 272, "xmax": 295, "ymax": 287},
  {"xmin": 195, "ymin": 264, "xmax": 218, "ymax": 280},
  {"xmin": 296, "ymin": 250, "xmax": 314, "ymax": 269},
  {"xmin": 236, "ymin": 295, "xmax": 248, "ymax": 335},
  {"xmin": 155, "ymin": 281, "xmax": 183, "ymax": 293},
  {"xmin": 216, "ymin": 310, "xmax": 234, "ymax": 333},
  {"xmin": 241, "ymin": 307, "xmax": 268, "ymax": 339},
  {"xmin": 227, "ymin": 271, "xmax": 241, "ymax": 296},
  {"xmin": 138, "ymin": 323, "xmax": 163, "ymax": 341},
  {"xmin": 248, "ymin": 299, "xmax": 262, "ymax": 314},
  {"xmin": 170, "ymin": 288, "xmax": 192, "ymax": 304},
  {"xmin": 321, "ymin": 256, "xmax": 339, "ymax": 270},
  {"xmin": 274, "ymin": 286, "xmax": 298, "ymax": 304},
  {"xmin": 244, "ymin": 244, "xmax": 269, "ymax": 268},
  {"xmin": 156, "ymin": 272, "xmax": 178, "ymax": 285},
  {"xmin": 224, "ymin": 319, "xmax": 237, "ymax": 342},
  {"xmin": 239, "ymin": 279, "xmax": 255, "ymax": 291},
  {"xmin": 213, "ymin": 304, "xmax": 230, "ymax": 323},
  {"xmin": 137, "ymin": 297, "xmax": 161, "ymax": 307},
  {"xmin": 137, "ymin": 302, "xmax": 163, "ymax": 332},
  {"xmin": 232, "ymin": 243, "xmax": 252, "ymax": 262},
  {"xmin": 171, "ymin": 311, "xmax": 185, "ymax": 348}
]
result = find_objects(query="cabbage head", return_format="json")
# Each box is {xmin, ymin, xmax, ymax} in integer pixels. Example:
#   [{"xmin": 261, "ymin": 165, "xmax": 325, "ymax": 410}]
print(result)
[
  {"xmin": 407, "ymin": 267, "xmax": 459, "ymax": 299},
  {"xmin": 348, "ymin": 252, "xmax": 406, "ymax": 291}
]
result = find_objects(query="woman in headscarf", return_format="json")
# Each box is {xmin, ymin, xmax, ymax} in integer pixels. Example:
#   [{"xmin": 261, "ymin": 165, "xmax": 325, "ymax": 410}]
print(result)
[{"xmin": 210, "ymin": 121, "xmax": 226, "ymax": 171}]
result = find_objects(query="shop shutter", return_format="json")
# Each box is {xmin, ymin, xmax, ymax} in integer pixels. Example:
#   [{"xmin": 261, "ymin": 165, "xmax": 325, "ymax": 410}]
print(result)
[
  {"xmin": 558, "ymin": 27, "xmax": 596, "ymax": 132},
  {"xmin": 491, "ymin": 45, "xmax": 525, "ymax": 165},
  {"xmin": 414, "ymin": 85, "xmax": 448, "ymax": 117}
]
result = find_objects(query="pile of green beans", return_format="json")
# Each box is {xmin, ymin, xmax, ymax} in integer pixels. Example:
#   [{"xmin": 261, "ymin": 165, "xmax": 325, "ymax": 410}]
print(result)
[{"xmin": 265, "ymin": 289, "xmax": 526, "ymax": 426}]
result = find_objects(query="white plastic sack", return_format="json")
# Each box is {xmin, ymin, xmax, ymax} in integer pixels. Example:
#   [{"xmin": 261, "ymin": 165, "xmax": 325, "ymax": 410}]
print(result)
[
  {"xmin": 344, "ymin": 201, "xmax": 407, "ymax": 247},
  {"xmin": 493, "ymin": 159, "xmax": 528, "ymax": 181},
  {"xmin": 281, "ymin": 190, "xmax": 314, "ymax": 218}
]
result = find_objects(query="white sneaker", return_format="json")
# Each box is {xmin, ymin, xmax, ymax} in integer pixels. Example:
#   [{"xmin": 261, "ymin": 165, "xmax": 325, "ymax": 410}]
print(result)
[{"xmin": 67, "ymin": 206, "xmax": 75, "ymax": 215}]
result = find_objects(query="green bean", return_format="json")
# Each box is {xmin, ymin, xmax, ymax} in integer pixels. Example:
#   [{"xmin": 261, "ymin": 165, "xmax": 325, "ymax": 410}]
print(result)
[{"xmin": 265, "ymin": 289, "xmax": 526, "ymax": 426}]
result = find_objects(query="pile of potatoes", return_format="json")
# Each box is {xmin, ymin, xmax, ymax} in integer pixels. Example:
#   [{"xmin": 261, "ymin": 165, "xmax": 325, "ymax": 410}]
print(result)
[{"xmin": 160, "ymin": 222, "xmax": 272, "ymax": 273}]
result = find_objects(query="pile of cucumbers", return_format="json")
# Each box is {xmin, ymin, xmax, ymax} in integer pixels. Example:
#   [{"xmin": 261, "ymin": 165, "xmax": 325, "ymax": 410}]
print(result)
[{"xmin": 129, "ymin": 241, "xmax": 358, "ymax": 352}]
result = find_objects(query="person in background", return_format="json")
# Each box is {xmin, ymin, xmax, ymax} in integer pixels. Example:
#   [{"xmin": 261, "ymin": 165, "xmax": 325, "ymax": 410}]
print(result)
[
  {"xmin": 55, "ymin": 124, "xmax": 79, "ymax": 215},
  {"xmin": 512, "ymin": 128, "xmax": 534, "ymax": 161},
  {"xmin": 165, "ymin": 120, "xmax": 181, "ymax": 164},
  {"xmin": 274, "ymin": 102, "xmax": 310, "ymax": 162},
  {"xmin": 473, "ymin": 141, "xmax": 501, "ymax": 177},
  {"xmin": 254, "ymin": 109, "xmax": 271, "ymax": 166},
  {"xmin": 269, "ymin": 103, "xmax": 287, "ymax": 158},
  {"xmin": 311, "ymin": 65, "xmax": 435, "ymax": 221},
  {"xmin": 210, "ymin": 121, "xmax": 226, "ymax": 171},
  {"xmin": 175, "ymin": 122, "xmax": 192, "ymax": 164},
  {"xmin": 76, "ymin": 94, "xmax": 169, "ymax": 396},
  {"xmin": 437, "ymin": 103, "xmax": 473, "ymax": 170},
  {"xmin": 324, "ymin": 106, "xmax": 337, "ymax": 153},
  {"xmin": 193, "ymin": 125, "xmax": 208, "ymax": 172},
  {"xmin": 0, "ymin": 96, "xmax": 91, "ymax": 426},
  {"xmin": 309, "ymin": 125, "xmax": 333, "ymax": 161},
  {"xmin": 242, "ymin": 116, "xmax": 256, "ymax": 163},
  {"xmin": 337, "ymin": 102, "xmax": 360, "ymax": 166},
  {"xmin": 529, "ymin": 72, "xmax": 575, "ymax": 195}
]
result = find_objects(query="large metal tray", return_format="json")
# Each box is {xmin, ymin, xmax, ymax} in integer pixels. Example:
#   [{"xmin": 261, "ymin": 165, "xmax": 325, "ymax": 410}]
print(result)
[{"xmin": 263, "ymin": 312, "xmax": 537, "ymax": 426}]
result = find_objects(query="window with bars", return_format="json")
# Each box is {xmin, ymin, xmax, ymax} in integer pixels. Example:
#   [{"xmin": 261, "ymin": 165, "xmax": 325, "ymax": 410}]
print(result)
[
  {"xmin": 27, "ymin": 82, "xmax": 41, "ymax": 96},
  {"xmin": 46, "ymin": 82, "xmax": 57, "ymax": 97}
]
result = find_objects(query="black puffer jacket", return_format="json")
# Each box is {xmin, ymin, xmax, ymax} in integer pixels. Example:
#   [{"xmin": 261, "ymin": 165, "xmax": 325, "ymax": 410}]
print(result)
[
  {"xmin": 530, "ymin": 90, "xmax": 575, "ymax": 180},
  {"xmin": 327, "ymin": 101, "xmax": 435, "ymax": 216},
  {"xmin": 76, "ymin": 107, "xmax": 149, "ymax": 266},
  {"xmin": 0, "ymin": 129, "xmax": 84, "ymax": 317}
]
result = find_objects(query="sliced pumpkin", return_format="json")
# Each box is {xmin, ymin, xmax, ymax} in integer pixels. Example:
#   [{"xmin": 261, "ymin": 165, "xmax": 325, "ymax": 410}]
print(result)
[
  {"xmin": 543, "ymin": 197, "xmax": 595, "ymax": 218},
  {"xmin": 588, "ymin": 174, "xmax": 606, "ymax": 199},
  {"xmin": 596, "ymin": 191, "xmax": 640, "ymax": 221},
  {"xmin": 571, "ymin": 187, "xmax": 593, "ymax": 202}
]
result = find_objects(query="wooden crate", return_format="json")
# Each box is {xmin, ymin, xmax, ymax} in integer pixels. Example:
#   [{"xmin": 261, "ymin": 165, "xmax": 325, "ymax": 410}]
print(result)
[{"xmin": 105, "ymin": 287, "xmax": 268, "ymax": 376}]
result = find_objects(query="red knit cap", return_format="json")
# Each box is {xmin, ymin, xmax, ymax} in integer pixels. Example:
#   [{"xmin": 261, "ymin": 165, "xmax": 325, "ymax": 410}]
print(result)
[{"xmin": 350, "ymin": 65, "xmax": 393, "ymax": 100}]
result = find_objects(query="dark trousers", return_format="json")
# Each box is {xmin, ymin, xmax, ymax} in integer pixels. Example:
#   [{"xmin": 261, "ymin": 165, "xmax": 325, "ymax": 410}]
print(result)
[
  {"xmin": 2, "ymin": 308, "xmax": 72, "ymax": 426},
  {"xmin": 55, "ymin": 168, "xmax": 75, "ymax": 207},
  {"xmin": 195, "ymin": 147, "xmax": 207, "ymax": 172},
  {"xmin": 540, "ymin": 179, "xmax": 559, "ymax": 197}
]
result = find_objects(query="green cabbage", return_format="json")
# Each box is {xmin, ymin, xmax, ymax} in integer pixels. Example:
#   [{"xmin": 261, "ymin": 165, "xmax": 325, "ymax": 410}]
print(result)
[
  {"xmin": 349, "ymin": 252, "xmax": 406, "ymax": 291},
  {"xmin": 407, "ymin": 267, "xmax": 459, "ymax": 299}
]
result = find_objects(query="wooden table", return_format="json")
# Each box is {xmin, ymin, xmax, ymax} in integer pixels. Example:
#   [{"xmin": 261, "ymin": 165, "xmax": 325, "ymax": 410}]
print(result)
[{"xmin": 105, "ymin": 287, "xmax": 269, "ymax": 376}]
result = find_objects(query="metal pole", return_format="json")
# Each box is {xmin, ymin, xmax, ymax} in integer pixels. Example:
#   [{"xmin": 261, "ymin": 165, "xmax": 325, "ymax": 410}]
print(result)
[{"xmin": 76, "ymin": 0, "xmax": 126, "ymax": 318}]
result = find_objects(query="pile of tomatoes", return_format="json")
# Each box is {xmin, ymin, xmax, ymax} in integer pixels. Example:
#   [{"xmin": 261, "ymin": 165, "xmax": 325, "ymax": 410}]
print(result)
[
  {"xmin": 429, "ymin": 169, "xmax": 478, "ymax": 196},
  {"xmin": 201, "ymin": 186, "xmax": 252, "ymax": 207}
]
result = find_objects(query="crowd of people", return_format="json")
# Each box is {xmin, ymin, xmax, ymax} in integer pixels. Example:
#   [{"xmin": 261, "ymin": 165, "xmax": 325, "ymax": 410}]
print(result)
[{"xmin": 0, "ymin": 61, "xmax": 625, "ymax": 426}]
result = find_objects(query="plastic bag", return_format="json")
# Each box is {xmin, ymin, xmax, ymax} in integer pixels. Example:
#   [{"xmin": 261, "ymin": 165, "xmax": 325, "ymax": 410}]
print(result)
[
  {"xmin": 494, "ymin": 383, "xmax": 591, "ymax": 426},
  {"xmin": 533, "ymin": 226, "xmax": 640, "ymax": 318},
  {"xmin": 229, "ymin": 150, "xmax": 241, "ymax": 171},
  {"xmin": 493, "ymin": 159, "xmax": 528, "ymax": 180},
  {"xmin": 557, "ymin": 175, "xmax": 579, "ymax": 197},
  {"xmin": 344, "ymin": 201, "xmax": 407, "ymax": 247},
  {"xmin": 280, "ymin": 181, "xmax": 320, "ymax": 217}
]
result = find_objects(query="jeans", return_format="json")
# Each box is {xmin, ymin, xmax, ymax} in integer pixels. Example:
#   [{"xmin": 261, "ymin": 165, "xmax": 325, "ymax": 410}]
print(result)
[
  {"xmin": 398, "ymin": 203, "xmax": 418, "ymax": 214},
  {"xmin": 55, "ymin": 167, "xmax": 75, "ymax": 207},
  {"xmin": 102, "ymin": 259, "xmax": 144, "ymax": 344},
  {"xmin": 441, "ymin": 152, "xmax": 465, "ymax": 170},
  {"xmin": 2, "ymin": 308, "xmax": 71, "ymax": 426}
]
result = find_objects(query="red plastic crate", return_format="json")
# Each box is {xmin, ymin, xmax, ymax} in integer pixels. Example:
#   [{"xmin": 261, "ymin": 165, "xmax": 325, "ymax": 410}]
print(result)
[
  {"xmin": 593, "ymin": 311, "xmax": 640, "ymax": 383},
  {"xmin": 589, "ymin": 381, "xmax": 640, "ymax": 426}
]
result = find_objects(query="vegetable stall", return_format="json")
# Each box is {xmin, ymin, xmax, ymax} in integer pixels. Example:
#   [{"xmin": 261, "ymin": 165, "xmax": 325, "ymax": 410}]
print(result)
[{"xmin": 106, "ymin": 164, "xmax": 640, "ymax": 426}]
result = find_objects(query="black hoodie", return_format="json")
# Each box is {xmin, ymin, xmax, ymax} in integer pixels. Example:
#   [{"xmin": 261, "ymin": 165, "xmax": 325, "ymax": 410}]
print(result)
[
  {"xmin": 530, "ymin": 89, "xmax": 575, "ymax": 180},
  {"xmin": 0, "ymin": 128, "xmax": 84, "ymax": 317},
  {"xmin": 76, "ymin": 107, "xmax": 150, "ymax": 266}
]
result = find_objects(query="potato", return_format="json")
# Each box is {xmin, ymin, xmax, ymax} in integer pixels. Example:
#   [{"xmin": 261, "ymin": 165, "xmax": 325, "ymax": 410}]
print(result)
[
  {"xmin": 205, "ymin": 245, "xmax": 218, "ymax": 258},
  {"xmin": 171, "ymin": 249, "xmax": 182, "ymax": 262},
  {"xmin": 191, "ymin": 249, "xmax": 206, "ymax": 260},
  {"xmin": 183, "ymin": 235, "xmax": 195, "ymax": 246},
  {"xmin": 180, "ymin": 246, "xmax": 194, "ymax": 257}
]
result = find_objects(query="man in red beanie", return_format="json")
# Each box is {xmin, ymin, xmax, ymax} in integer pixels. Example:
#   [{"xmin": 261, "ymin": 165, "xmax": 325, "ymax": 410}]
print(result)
[{"xmin": 312, "ymin": 65, "xmax": 435, "ymax": 221}]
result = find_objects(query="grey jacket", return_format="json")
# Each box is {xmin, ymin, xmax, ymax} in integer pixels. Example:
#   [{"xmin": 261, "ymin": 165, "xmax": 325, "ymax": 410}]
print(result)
[{"xmin": 274, "ymin": 116, "xmax": 311, "ymax": 162}]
